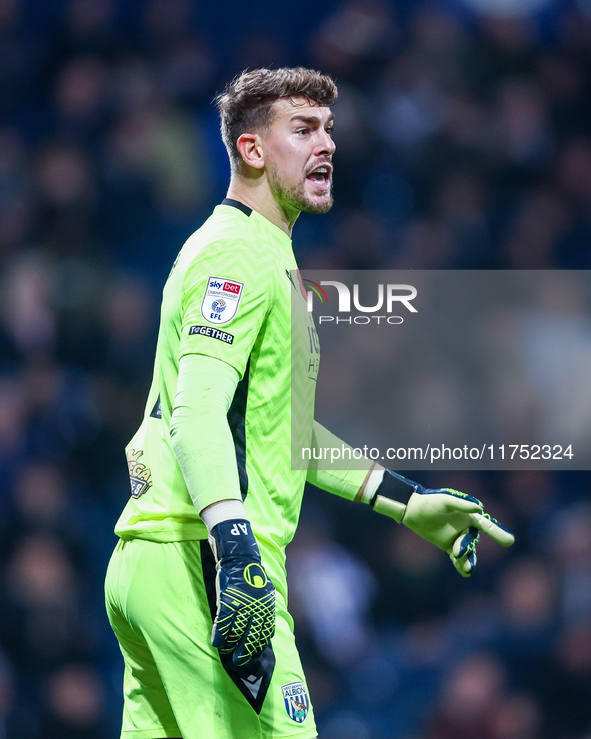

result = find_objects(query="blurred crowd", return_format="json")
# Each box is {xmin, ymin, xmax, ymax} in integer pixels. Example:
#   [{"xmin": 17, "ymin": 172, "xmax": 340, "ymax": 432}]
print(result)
[{"xmin": 1, "ymin": 0, "xmax": 591, "ymax": 736}]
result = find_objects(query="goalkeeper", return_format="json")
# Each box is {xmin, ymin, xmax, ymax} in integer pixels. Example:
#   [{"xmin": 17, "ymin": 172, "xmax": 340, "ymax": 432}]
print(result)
[{"xmin": 105, "ymin": 67, "xmax": 514, "ymax": 739}]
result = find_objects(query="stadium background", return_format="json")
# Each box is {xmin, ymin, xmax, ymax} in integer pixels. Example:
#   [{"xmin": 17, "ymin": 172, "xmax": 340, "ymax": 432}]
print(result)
[{"xmin": 1, "ymin": 0, "xmax": 591, "ymax": 736}]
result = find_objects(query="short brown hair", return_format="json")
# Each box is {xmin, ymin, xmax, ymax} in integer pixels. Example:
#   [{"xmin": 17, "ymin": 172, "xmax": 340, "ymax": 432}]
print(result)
[{"xmin": 215, "ymin": 67, "xmax": 338, "ymax": 165}]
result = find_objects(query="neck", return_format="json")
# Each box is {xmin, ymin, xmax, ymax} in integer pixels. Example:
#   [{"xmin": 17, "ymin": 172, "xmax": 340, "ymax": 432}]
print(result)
[{"xmin": 226, "ymin": 174, "xmax": 298, "ymax": 237}]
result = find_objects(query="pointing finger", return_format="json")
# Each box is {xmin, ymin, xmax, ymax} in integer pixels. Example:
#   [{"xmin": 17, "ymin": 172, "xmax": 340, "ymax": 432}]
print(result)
[{"xmin": 470, "ymin": 511, "xmax": 515, "ymax": 547}]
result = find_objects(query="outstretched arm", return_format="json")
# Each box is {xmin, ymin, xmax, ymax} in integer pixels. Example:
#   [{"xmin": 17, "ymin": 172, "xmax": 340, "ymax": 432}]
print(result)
[
  {"xmin": 305, "ymin": 421, "xmax": 373, "ymax": 502},
  {"xmin": 306, "ymin": 421, "xmax": 514, "ymax": 576}
]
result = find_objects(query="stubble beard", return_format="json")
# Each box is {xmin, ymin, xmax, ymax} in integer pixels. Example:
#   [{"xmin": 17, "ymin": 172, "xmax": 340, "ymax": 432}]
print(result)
[{"xmin": 268, "ymin": 164, "xmax": 334, "ymax": 215}]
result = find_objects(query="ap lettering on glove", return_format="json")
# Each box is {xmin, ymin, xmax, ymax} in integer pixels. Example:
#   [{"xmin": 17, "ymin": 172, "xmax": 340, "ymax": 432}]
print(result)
[{"xmin": 208, "ymin": 518, "xmax": 275, "ymax": 665}]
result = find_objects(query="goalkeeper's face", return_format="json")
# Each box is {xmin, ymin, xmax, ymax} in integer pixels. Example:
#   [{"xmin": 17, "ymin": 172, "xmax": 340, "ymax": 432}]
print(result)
[{"xmin": 260, "ymin": 97, "xmax": 335, "ymax": 216}]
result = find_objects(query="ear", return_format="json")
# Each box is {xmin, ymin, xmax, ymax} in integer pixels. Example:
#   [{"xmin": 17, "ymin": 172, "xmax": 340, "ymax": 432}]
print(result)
[{"xmin": 236, "ymin": 132, "xmax": 265, "ymax": 170}]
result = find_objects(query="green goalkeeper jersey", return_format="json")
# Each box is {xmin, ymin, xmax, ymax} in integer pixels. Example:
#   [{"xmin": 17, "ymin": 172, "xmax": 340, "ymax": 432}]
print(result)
[{"xmin": 114, "ymin": 200, "xmax": 320, "ymax": 557}]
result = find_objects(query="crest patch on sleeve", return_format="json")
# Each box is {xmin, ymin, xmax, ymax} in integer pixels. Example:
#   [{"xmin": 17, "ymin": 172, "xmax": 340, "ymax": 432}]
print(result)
[{"xmin": 201, "ymin": 276, "xmax": 244, "ymax": 325}]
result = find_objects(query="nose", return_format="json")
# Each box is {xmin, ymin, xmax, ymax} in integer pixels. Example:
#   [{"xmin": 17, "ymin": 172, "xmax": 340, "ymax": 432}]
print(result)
[{"xmin": 317, "ymin": 128, "xmax": 336, "ymax": 156}]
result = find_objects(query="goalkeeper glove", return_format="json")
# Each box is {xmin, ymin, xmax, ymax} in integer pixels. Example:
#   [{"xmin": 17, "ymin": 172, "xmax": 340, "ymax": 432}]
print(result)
[
  {"xmin": 209, "ymin": 519, "xmax": 275, "ymax": 666},
  {"xmin": 368, "ymin": 470, "xmax": 514, "ymax": 577}
]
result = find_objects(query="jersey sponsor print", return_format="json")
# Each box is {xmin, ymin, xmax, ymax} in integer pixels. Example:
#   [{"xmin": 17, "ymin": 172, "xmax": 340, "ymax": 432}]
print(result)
[
  {"xmin": 201, "ymin": 276, "xmax": 244, "ymax": 325},
  {"xmin": 188, "ymin": 325, "xmax": 235, "ymax": 344}
]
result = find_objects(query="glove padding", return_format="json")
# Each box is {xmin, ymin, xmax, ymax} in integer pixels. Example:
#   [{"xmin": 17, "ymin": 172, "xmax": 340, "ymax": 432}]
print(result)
[
  {"xmin": 209, "ymin": 519, "xmax": 275, "ymax": 665},
  {"xmin": 403, "ymin": 488, "xmax": 514, "ymax": 577},
  {"xmin": 372, "ymin": 480, "xmax": 514, "ymax": 577}
]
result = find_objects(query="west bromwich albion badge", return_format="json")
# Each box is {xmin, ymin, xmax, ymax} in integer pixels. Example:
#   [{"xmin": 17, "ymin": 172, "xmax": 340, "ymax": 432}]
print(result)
[
  {"xmin": 281, "ymin": 682, "xmax": 309, "ymax": 723},
  {"xmin": 201, "ymin": 276, "xmax": 244, "ymax": 326}
]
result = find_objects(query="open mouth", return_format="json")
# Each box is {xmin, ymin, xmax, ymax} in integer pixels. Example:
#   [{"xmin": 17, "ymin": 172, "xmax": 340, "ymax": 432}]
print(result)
[{"xmin": 307, "ymin": 165, "xmax": 332, "ymax": 190}]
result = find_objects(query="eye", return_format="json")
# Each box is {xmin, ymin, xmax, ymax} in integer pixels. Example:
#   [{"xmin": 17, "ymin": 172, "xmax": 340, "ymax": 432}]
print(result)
[{"xmin": 296, "ymin": 128, "xmax": 310, "ymax": 136}]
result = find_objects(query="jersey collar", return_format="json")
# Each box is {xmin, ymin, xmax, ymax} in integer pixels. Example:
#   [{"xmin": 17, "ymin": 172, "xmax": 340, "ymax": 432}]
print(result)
[{"xmin": 221, "ymin": 198, "xmax": 252, "ymax": 217}]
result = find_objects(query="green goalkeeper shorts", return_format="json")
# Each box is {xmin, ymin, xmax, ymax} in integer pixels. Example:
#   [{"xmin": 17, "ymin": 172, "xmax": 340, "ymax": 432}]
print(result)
[{"xmin": 105, "ymin": 537, "xmax": 317, "ymax": 739}]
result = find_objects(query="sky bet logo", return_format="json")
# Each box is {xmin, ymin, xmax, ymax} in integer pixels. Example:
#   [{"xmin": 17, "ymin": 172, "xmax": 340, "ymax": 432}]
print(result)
[
  {"xmin": 201, "ymin": 276, "xmax": 244, "ymax": 326},
  {"xmin": 208, "ymin": 280, "xmax": 240, "ymax": 293},
  {"xmin": 223, "ymin": 281, "xmax": 241, "ymax": 294},
  {"xmin": 305, "ymin": 280, "xmax": 418, "ymax": 324}
]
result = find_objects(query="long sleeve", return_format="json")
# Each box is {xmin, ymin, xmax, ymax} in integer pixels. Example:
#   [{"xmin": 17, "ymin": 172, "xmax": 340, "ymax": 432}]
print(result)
[
  {"xmin": 170, "ymin": 353, "xmax": 242, "ymax": 513},
  {"xmin": 305, "ymin": 420, "xmax": 374, "ymax": 501}
]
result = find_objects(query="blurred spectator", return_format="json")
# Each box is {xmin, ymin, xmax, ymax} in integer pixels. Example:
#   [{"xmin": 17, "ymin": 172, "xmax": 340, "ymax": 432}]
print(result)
[
  {"xmin": 41, "ymin": 663, "xmax": 107, "ymax": 739},
  {"xmin": 1, "ymin": 251, "xmax": 56, "ymax": 359},
  {"xmin": 549, "ymin": 501, "xmax": 591, "ymax": 624},
  {"xmin": 2, "ymin": 1, "xmax": 591, "ymax": 736},
  {"xmin": 288, "ymin": 517, "xmax": 377, "ymax": 668},
  {"xmin": 308, "ymin": 0, "xmax": 398, "ymax": 83},
  {"xmin": 528, "ymin": 621, "xmax": 591, "ymax": 738},
  {"xmin": 3, "ymin": 534, "xmax": 79, "ymax": 673},
  {"xmin": 428, "ymin": 652, "xmax": 525, "ymax": 739}
]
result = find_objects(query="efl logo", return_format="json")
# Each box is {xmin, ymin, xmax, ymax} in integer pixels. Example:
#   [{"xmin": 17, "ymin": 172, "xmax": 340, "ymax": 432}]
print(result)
[
  {"xmin": 201, "ymin": 275, "xmax": 244, "ymax": 326},
  {"xmin": 223, "ymin": 281, "xmax": 241, "ymax": 294}
]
